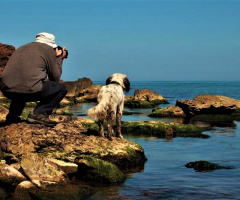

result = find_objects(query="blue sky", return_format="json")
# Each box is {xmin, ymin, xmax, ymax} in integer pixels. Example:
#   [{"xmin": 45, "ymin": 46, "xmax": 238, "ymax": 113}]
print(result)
[{"xmin": 1, "ymin": 0, "xmax": 240, "ymax": 81}]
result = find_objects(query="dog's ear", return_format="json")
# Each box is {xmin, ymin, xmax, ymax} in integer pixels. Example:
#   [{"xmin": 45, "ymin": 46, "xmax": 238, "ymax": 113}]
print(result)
[
  {"xmin": 123, "ymin": 77, "xmax": 130, "ymax": 92},
  {"xmin": 106, "ymin": 76, "xmax": 112, "ymax": 85}
]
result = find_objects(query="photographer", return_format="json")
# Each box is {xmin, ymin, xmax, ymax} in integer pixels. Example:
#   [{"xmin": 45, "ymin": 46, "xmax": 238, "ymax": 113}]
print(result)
[{"xmin": 0, "ymin": 32, "xmax": 68, "ymax": 126}]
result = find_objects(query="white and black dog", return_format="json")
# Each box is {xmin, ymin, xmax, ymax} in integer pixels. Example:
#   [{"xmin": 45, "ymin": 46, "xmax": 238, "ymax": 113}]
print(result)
[{"xmin": 86, "ymin": 73, "xmax": 130, "ymax": 140}]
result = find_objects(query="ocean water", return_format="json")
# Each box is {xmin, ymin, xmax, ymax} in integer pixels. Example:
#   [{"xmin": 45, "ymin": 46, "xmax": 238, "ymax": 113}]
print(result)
[{"xmin": 78, "ymin": 81, "xmax": 240, "ymax": 200}]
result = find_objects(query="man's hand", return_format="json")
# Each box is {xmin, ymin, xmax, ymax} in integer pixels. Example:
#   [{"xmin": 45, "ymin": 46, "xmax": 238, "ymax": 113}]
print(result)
[{"xmin": 61, "ymin": 47, "xmax": 67, "ymax": 59}]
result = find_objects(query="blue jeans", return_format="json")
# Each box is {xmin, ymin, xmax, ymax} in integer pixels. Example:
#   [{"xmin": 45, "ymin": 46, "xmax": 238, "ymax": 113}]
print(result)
[{"xmin": 3, "ymin": 81, "xmax": 67, "ymax": 123}]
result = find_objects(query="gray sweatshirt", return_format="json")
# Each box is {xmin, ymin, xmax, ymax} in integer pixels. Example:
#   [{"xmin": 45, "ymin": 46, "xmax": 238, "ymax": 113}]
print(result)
[{"xmin": 0, "ymin": 42, "xmax": 63, "ymax": 93}]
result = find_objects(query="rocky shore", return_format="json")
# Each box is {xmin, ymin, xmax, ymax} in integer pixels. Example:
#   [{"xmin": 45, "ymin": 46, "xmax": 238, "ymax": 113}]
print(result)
[
  {"xmin": 0, "ymin": 116, "xmax": 147, "ymax": 199},
  {"xmin": 1, "ymin": 42, "xmax": 239, "ymax": 199}
]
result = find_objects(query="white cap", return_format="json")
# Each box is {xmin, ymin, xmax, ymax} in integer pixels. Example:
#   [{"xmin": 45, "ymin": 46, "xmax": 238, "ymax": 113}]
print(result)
[{"xmin": 35, "ymin": 32, "xmax": 57, "ymax": 48}]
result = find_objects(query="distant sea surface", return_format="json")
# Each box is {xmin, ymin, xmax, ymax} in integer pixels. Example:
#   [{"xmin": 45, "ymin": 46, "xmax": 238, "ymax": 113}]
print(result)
[{"xmin": 69, "ymin": 81, "xmax": 240, "ymax": 199}]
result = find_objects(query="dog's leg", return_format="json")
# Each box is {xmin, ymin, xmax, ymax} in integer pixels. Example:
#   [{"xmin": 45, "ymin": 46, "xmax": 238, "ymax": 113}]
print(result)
[
  {"xmin": 107, "ymin": 117, "xmax": 113, "ymax": 141},
  {"xmin": 116, "ymin": 105, "xmax": 123, "ymax": 139},
  {"xmin": 98, "ymin": 120, "xmax": 104, "ymax": 137}
]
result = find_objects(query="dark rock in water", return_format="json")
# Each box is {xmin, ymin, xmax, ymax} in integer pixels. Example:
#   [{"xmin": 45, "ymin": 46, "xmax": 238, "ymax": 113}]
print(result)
[
  {"xmin": 185, "ymin": 160, "xmax": 234, "ymax": 172},
  {"xmin": 176, "ymin": 95, "xmax": 240, "ymax": 117}
]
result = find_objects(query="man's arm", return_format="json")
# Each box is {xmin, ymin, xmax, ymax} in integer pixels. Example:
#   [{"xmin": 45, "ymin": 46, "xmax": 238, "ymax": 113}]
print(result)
[{"xmin": 47, "ymin": 47, "xmax": 67, "ymax": 82}]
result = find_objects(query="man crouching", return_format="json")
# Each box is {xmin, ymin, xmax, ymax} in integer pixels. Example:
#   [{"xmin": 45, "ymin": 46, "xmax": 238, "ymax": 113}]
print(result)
[{"xmin": 0, "ymin": 32, "xmax": 68, "ymax": 127}]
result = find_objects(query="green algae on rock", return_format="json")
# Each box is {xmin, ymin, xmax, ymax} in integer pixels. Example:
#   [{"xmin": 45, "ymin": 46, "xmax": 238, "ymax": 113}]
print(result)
[
  {"xmin": 124, "ymin": 98, "xmax": 168, "ymax": 108},
  {"xmin": 121, "ymin": 121, "xmax": 209, "ymax": 138},
  {"xmin": 149, "ymin": 105, "xmax": 186, "ymax": 118},
  {"xmin": 75, "ymin": 156, "xmax": 127, "ymax": 183},
  {"xmin": 0, "ymin": 117, "xmax": 147, "ymax": 172}
]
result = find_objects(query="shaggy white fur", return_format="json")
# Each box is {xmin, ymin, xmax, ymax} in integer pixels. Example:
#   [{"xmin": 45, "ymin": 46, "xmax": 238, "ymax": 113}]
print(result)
[{"xmin": 86, "ymin": 73, "xmax": 130, "ymax": 140}]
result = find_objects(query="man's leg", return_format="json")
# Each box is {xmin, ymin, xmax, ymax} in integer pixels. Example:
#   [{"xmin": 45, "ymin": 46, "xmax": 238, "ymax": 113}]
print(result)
[
  {"xmin": 5, "ymin": 99, "xmax": 26, "ymax": 124},
  {"xmin": 33, "ymin": 81, "xmax": 67, "ymax": 116}
]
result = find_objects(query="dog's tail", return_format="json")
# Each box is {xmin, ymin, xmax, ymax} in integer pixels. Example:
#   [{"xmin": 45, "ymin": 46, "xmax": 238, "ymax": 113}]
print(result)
[{"xmin": 86, "ymin": 101, "xmax": 109, "ymax": 120}]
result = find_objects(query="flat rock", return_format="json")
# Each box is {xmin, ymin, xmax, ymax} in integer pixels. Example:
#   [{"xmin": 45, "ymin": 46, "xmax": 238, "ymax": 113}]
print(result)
[
  {"xmin": 134, "ymin": 89, "xmax": 167, "ymax": 102},
  {"xmin": 149, "ymin": 105, "xmax": 186, "ymax": 118},
  {"xmin": 0, "ymin": 117, "xmax": 146, "ymax": 170},
  {"xmin": 20, "ymin": 154, "xmax": 68, "ymax": 184},
  {"xmin": 176, "ymin": 94, "xmax": 240, "ymax": 117},
  {"xmin": 49, "ymin": 158, "xmax": 78, "ymax": 175}
]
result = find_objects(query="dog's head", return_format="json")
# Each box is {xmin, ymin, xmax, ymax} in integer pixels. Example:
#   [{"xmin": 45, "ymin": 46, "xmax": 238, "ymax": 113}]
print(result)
[{"xmin": 106, "ymin": 73, "xmax": 130, "ymax": 92}]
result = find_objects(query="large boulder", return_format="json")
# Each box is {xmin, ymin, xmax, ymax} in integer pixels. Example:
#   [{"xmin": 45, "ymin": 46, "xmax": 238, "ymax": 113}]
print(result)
[
  {"xmin": 20, "ymin": 154, "xmax": 69, "ymax": 186},
  {"xmin": 75, "ymin": 156, "xmax": 126, "ymax": 183},
  {"xmin": 134, "ymin": 89, "xmax": 168, "ymax": 102},
  {"xmin": 0, "ymin": 116, "xmax": 147, "ymax": 199},
  {"xmin": 176, "ymin": 95, "xmax": 240, "ymax": 117},
  {"xmin": 63, "ymin": 77, "xmax": 92, "ymax": 97},
  {"xmin": 0, "ymin": 117, "xmax": 146, "ymax": 171},
  {"xmin": 75, "ymin": 84, "xmax": 102, "ymax": 103},
  {"xmin": 0, "ymin": 43, "xmax": 15, "ymax": 76},
  {"xmin": 125, "ymin": 89, "xmax": 169, "ymax": 108}
]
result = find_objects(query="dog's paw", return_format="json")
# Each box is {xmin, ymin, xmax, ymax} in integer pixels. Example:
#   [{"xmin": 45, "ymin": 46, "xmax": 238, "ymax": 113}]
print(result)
[{"xmin": 116, "ymin": 134, "xmax": 123, "ymax": 139}]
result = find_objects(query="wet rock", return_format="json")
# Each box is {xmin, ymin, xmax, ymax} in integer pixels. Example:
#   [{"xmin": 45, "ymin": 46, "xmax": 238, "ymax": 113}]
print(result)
[
  {"xmin": 149, "ymin": 105, "xmax": 186, "ymax": 118},
  {"xmin": 108, "ymin": 121, "xmax": 208, "ymax": 138},
  {"xmin": 75, "ymin": 156, "xmax": 126, "ymax": 183},
  {"xmin": 185, "ymin": 160, "xmax": 234, "ymax": 172},
  {"xmin": 124, "ymin": 89, "xmax": 169, "ymax": 108},
  {"xmin": 48, "ymin": 158, "xmax": 78, "ymax": 175},
  {"xmin": 0, "ymin": 163, "xmax": 27, "ymax": 186},
  {"xmin": 176, "ymin": 95, "xmax": 240, "ymax": 117},
  {"xmin": 125, "ymin": 98, "xmax": 168, "ymax": 108},
  {"xmin": 14, "ymin": 180, "xmax": 94, "ymax": 200}
]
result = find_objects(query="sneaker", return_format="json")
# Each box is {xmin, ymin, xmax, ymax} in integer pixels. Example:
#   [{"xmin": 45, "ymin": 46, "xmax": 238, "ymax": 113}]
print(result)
[{"xmin": 27, "ymin": 112, "xmax": 58, "ymax": 127}]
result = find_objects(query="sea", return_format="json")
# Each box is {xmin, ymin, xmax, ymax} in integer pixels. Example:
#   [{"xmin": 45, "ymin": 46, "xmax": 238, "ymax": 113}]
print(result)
[{"xmin": 69, "ymin": 81, "xmax": 240, "ymax": 200}]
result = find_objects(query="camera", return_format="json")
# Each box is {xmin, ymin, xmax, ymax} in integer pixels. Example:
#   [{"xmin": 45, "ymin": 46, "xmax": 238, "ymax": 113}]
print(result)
[{"xmin": 57, "ymin": 46, "xmax": 68, "ymax": 59}]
